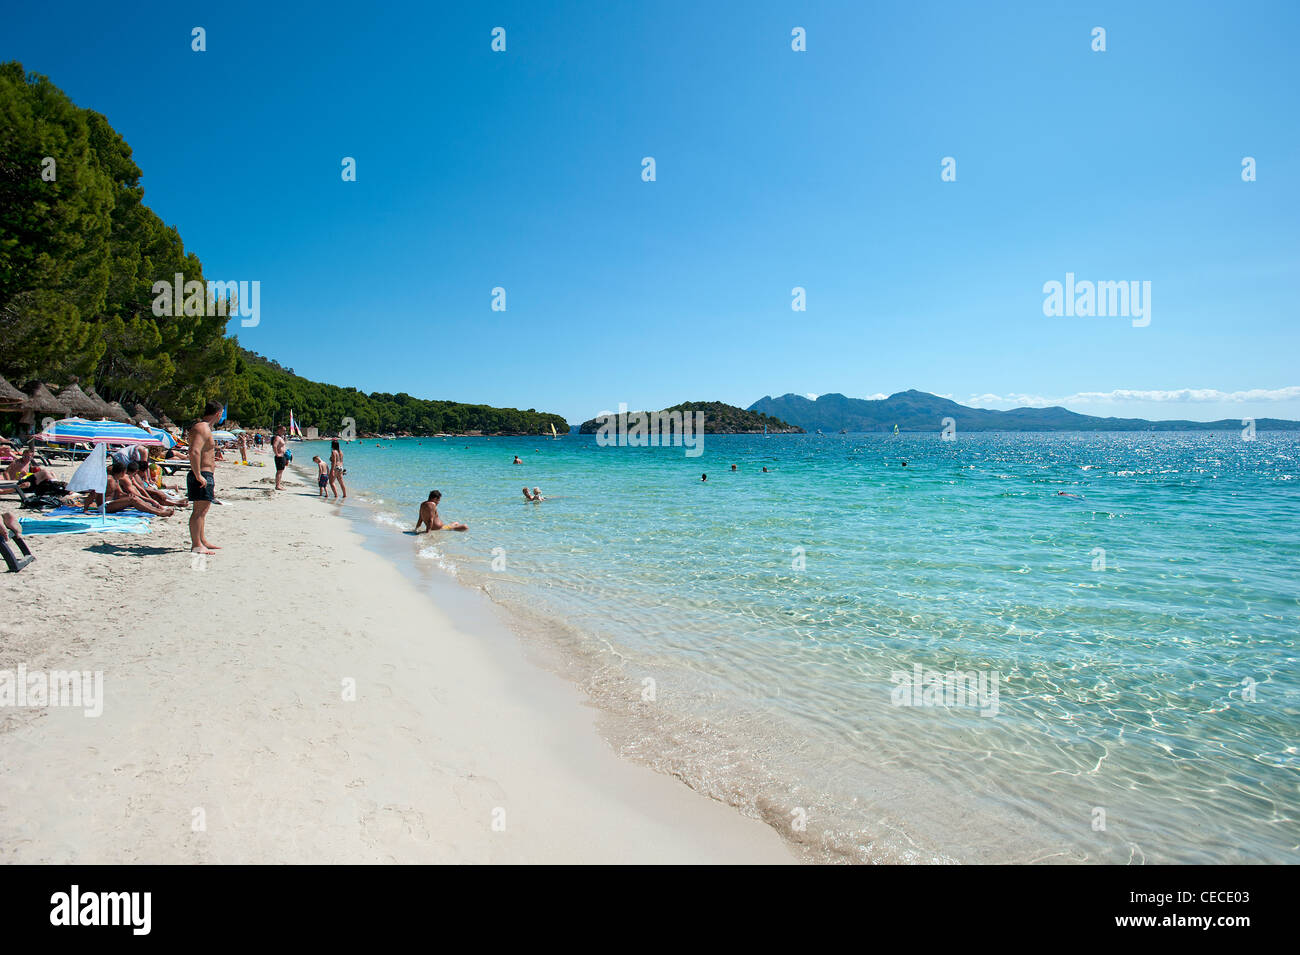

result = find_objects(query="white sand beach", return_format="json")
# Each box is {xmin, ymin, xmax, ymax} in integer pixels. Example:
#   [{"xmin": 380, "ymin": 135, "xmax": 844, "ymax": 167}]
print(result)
[{"xmin": 0, "ymin": 453, "xmax": 792, "ymax": 864}]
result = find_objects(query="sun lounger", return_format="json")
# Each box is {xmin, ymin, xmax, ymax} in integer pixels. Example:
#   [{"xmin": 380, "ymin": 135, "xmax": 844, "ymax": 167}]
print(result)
[
  {"xmin": 1, "ymin": 529, "xmax": 34, "ymax": 572},
  {"xmin": 15, "ymin": 485, "xmax": 64, "ymax": 510}
]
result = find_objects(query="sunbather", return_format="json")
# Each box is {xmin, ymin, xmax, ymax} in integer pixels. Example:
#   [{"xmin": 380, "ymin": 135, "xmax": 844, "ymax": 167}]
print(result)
[
  {"xmin": 125, "ymin": 461, "xmax": 186, "ymax": 508},
  {"xmin": 95, "ymin": 461, "xmax": 174, "ymax": 516},
  {"xmin": 3, "ymin": 449, "xmax": 63, "ymax": 496}
]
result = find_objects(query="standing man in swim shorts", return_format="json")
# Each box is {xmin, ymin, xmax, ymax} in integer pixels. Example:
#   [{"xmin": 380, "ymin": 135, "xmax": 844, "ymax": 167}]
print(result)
[
  {"xmin": 272, "ymin": 426, "xmax": 288, "ymax": 491},
  {"xmin": 188, "ymin": 400, "xmax": 224, "ymax": 555}
]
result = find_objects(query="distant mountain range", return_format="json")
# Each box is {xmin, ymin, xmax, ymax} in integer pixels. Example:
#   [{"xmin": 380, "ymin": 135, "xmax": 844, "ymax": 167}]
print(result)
[{"xmin": 747, "ymin": 391, "xmax": 1300, "ymax": 433}]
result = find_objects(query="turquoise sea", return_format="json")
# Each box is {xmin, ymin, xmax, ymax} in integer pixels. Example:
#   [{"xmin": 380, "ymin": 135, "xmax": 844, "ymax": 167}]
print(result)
[{"xmin": 294, "ymin": 431, "xmax": 1299, "ymax": 863}]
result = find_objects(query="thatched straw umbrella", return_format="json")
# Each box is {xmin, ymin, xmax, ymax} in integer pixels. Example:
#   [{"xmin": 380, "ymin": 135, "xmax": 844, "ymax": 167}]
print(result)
[
  {"xmin": 82, "ymin": 385, "xmax": 119, "ymax": 419},
  {"xmin": 103, "ymin": 400, "xmax": 133, "ymax": 423},
  {"xmin": 132, "ymin": 402, "xmax": 159, "ymax": 426},
  {"xmin": 0, "ymin": 374, "xmax": 26, "ymax": 409},
  {"xmin": 56, "ymin": 380, "xmax": 107, "ymax": 418},
  {"xmin": 19, "ymin": 382, "xmax": 67, "ymax": 432},
  {"xmin": 23, "ymin": 382, "xmax": 67, "ymax": 416}
]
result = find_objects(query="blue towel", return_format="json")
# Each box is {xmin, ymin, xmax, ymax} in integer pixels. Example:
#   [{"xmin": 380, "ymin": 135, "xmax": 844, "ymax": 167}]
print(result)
[{"xmin": 20, "ymin": 514, "xmax": 153, "ymax": 535}]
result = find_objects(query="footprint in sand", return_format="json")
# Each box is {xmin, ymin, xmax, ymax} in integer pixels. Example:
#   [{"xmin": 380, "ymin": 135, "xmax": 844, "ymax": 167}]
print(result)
[{"xmin": 451, "ymin": 774, "xmax": 508, "ymax": 813}]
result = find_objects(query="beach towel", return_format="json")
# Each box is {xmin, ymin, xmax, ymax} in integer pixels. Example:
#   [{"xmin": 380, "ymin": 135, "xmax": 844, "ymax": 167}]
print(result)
[{"xmin": 19, "ymin": 514, "xmax": 153, "ymax": 535}]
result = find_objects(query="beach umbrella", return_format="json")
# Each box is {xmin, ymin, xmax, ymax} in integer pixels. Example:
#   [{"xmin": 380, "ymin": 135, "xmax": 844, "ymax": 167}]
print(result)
[
  {"xmin": 212, "ymin": 429, "xmax": 236, "ymax": 441},
  {"xmin": 0, "ymin": 374, "xmax": 26, "ymax": 408},
  {"xmin": 103, "ymin": 400, "xmax": 133, "ymax": 423},
  {"xmin": 81, "ymin": 385, "xmax": 119, "ymax": 418},
  {"xmin": 141, "ymin": 425, "xmax": 177, "ymax": 449},
  {"xmin": 56, "ymin": 381, "xmax": 107, "ymax": 418},
  {"xmin": 65, "ymin": 442, "xmax": 109, "ymax": 522},
  {"xmin": 132, "ymin": 403, "xmax": 159, "ymax": 425},
  {"xmin": 36, "ymin": 417, "xmax": 165, "ymax": 446},
  {"xmin": 23, "ymin": 382, "xmax": 68, "ymax": 416}
]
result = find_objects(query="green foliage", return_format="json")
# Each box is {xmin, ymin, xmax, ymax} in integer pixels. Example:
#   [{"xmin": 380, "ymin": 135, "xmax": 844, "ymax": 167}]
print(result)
[
  {"xmin": 237, "ymin": 350, "xmax": 568, "ymax": 435},
  {"xmin": 578, "ymin": 400, "xmax": 801, "ymax": 433},
  {"xmin": 0, "ymin": 63, "xmax": 568, "ymax": 435}
]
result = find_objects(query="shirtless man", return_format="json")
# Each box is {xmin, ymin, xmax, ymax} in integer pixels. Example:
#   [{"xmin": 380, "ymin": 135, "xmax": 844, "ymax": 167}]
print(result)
[
  {"xmin": 1, "ymin": 449, "xmax": 32, "ymax": 481},
  {"xmin": 3, "ymin": 449, "xmax": 55, "ymax": 486},
  {"xmin": 3, "ymin": 449, "xmax": 61, "ymax": 496},
  {"xmin": 188, "ymin": 401, "xmax": 224, "ymax": 555},
  {"xmin": 414, "ymin": 490, "xmax": 468, "ymax": 532},
  {"xmin": 272, "ymin": 426, "xmax": 288, "ymax": 490}
]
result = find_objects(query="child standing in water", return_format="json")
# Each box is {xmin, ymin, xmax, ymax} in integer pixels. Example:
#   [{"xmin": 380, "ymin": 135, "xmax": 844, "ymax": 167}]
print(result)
[{"xmin": 312, "ymin": 456, "xmax": 329, "ymax": 497}]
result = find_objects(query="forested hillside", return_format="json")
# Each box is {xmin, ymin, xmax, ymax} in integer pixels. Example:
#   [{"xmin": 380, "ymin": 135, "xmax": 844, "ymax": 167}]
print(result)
[{"xmin": 0, "ymin": 63, "xmax": 567, "ymax": 435}]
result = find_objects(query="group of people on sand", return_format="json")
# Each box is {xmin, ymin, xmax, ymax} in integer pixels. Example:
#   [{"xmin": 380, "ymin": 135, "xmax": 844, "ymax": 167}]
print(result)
[
  {"xmin": 268, "ymin": 428, "xmax": 348, "ymax": 500},
  {"xmin": 0, "ymin": 400, "xmax": 226, "ymax": 557}
]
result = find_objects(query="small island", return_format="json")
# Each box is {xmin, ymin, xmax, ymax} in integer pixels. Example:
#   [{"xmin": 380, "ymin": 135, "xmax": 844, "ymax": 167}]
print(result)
[{"xmin": 578, "ymin": 401, "xmax": 803, "ymax": 434}]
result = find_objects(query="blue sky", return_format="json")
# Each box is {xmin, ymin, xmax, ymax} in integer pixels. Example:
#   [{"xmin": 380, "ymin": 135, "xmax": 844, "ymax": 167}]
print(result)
[{"xmin": 5, "ymin": 0, "xmax": 1298, "ymax": 423}]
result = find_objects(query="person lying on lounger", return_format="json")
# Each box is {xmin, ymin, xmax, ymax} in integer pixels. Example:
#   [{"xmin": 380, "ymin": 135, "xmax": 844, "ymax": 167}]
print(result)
[{"xmin": 3, "ymin": 449, "xmax": 64, "ymax": 496}]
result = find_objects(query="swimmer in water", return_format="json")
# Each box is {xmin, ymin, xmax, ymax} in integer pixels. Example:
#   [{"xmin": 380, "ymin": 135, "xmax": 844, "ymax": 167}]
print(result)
[
  {"xmin": 513, "ymin": 456, "xmax": 522, "ymax": 464},
  {"xmin": 701, "ymin": 474, "xmax": 707, "ymax": 482}
]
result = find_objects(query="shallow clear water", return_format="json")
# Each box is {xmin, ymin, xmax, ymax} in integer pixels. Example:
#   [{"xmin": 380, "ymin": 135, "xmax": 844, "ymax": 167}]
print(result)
[{"xmin": 297, "ymin": 431, "xmax": 1299, "ymax": 863}]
